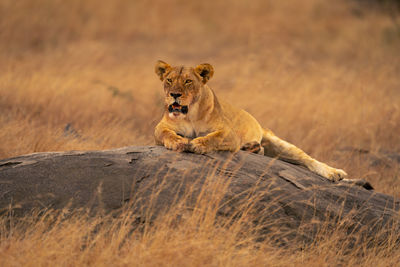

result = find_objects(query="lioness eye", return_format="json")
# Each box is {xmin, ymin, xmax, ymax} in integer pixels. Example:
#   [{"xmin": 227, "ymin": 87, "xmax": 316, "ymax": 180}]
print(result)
[
  {"xmin": 166, "ymin": 78, "xmax": 172, "ymax": 84},
  {"xmin": 185, "ymin": 79, "xmax": 192, "ymax": 84}
]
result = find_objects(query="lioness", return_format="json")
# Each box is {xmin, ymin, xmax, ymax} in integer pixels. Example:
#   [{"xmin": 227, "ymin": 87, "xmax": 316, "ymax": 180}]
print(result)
[{"xmin": 154, "ymin": 60, "xmax": 347, "ymax": 181}]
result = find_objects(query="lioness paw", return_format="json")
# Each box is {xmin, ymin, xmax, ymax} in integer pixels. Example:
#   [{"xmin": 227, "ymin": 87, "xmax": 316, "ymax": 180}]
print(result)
[
  {"xmin": 312, "ymin": 162, "xmax": 347, "ymax": 182},
  {"xmin": 241, "ymin": 141, "xmax": 263, "ymax": 155},
  {"xmin": 328, "ymin": 168, "xmax": 347, "ymax": 182},
  {"xmin": 188, "ymin": 138, "xmax": 213, "ymax": 154},
  {"xmin": 164, "ymin": 136, "xmax": 189, "ymax": 152}
]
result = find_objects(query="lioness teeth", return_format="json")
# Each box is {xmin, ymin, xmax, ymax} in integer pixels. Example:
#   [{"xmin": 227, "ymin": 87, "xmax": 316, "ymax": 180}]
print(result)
[{"xmin": 168, "ymin": 104, "xmax": 188, "ymax": 114}]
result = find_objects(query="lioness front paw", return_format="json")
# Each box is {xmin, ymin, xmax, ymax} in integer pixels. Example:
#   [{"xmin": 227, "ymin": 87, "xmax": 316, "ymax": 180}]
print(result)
[
  {"xmin": 164, "ymin": 136, "xmax": 189, "ymax": 152},
  {"xmin": 188, "ymin": 137, "xmax": 213, "ymax": 154}
]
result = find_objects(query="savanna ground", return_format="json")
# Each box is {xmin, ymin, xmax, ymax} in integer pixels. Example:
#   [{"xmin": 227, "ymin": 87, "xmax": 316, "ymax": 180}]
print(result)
[{"xmin": 1, "ymin": 0, "xmax": 400, "ymax": 266}]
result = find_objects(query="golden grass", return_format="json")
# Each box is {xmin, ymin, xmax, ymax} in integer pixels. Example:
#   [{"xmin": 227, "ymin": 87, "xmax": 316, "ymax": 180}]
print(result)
[{"xmin": 1, "ymin": 0, "xmax": 400, "ymax": 265}]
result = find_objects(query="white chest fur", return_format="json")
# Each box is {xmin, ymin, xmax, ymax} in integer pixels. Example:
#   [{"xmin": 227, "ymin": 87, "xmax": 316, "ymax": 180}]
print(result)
[{"xmin": 176, "ymin": 120, "xmax": 212, "ymax": 139}]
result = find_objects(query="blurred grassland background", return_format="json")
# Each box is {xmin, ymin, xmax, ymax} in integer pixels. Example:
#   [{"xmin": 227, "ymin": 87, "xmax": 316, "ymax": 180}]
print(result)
[{"xmin": 0, "ymin": 0, "xmax": 400, "ymax": 265}]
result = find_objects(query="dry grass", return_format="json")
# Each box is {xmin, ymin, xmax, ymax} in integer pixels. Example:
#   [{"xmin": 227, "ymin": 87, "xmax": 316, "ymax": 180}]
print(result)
[
  {"xmin": 1, "ymin": 174, "xmax": 400, "ymax": 267},
  {"xmin": 1, "ymin": 0, "xmax": 400, "ymax": 265}
]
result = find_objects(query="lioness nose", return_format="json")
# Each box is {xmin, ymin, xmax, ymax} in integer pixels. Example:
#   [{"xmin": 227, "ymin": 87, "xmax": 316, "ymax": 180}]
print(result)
[{"xmin": 170, "ymin": 93, "xmax": 182, "ymax": 99}]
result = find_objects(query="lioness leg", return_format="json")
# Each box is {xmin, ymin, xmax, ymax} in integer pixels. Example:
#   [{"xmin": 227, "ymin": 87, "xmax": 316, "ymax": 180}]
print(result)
[
  {"xmin": 154, "ymin": 122, "xmax": 190, "ymax": 152},
  {"xmin": 189, "ymin": 130, "xmax": 240, "ymax": 154},
  {"xmin": 261, "ymin": 129, "xmax": 347, "ymax": 181}
]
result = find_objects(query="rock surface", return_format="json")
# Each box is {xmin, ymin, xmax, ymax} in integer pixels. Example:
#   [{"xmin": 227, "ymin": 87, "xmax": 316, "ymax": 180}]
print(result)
[{"xmin": 0, "ymin": 146, "xmax": 399, "ymax": 246}]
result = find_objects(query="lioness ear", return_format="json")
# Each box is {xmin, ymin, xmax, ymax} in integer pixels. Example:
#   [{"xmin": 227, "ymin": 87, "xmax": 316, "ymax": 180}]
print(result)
[
  {"xmin": 195, "ymin": 63, "xmax": 214, "ymax": 84},
  {"xmin": 155, "ymin": 60, "xmax": 172, "ymax": 81}
]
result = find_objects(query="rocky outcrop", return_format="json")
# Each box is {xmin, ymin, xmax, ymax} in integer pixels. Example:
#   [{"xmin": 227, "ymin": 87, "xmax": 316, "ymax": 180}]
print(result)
[{"xmin": 0, "ymin": 146, "xmax": 399, "ymax": 246}]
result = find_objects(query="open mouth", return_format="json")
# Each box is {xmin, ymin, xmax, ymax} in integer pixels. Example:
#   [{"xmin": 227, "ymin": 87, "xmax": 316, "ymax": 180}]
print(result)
[{"xmin": 168, "ymin": 103, "xmax": 188, "ymax": 114}]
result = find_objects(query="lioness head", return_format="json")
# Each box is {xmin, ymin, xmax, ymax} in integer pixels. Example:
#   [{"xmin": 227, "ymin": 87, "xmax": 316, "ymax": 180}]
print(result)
[{"xmin": 155, "ymin": 60, "xmax": 214, "ymax": 119}]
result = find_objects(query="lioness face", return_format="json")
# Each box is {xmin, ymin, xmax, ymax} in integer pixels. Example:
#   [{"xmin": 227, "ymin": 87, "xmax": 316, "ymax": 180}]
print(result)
[{"xmin": 155, "ymin": 60, "xmax": 214, "ymax": 119}]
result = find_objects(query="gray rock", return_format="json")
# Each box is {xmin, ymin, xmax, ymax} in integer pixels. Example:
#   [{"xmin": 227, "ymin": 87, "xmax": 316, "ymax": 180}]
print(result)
[{"xmin": 0, "ymin": 146, "xmax": 399, "ymax": 247}]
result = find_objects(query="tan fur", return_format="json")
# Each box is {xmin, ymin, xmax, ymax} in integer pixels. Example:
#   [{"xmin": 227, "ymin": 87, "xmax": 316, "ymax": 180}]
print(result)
[{"xmin": 154, "ymin": 60, "xmax": 347, "ymax": 181}]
